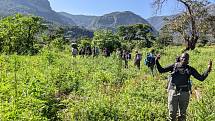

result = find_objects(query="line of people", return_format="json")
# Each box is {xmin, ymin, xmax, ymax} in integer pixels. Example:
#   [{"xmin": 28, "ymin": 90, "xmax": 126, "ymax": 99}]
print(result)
[
  {"xmin": 73, "ymin": 46, "xmax": 157, "ymax": 74},
  {"xmin": 116, "ymin": 48, "xmax": 156, "ymax": 73},
  {"xmin": 72, "ymin": 45, "xmax": 213, "ymax": 120},
  {"xmin": 72, "ymin": 46, "xmax": 102, "ymax": 57}
]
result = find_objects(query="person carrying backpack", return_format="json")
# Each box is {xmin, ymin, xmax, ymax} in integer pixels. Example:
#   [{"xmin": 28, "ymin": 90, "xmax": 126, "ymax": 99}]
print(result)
[
  {"xmin": 95, "ymin": 47, "xmax": 100, "ymax": 56},
  {"xmin": 85, "ymin": 45, "xmax": 92, "ymax": 56},
  {"xmin": 103, "ymin": 48, "xmax": 110, "ymax": 57},
  {"xmin": 134, "ymin": 50, "xmax": 142, "ymax": 70},
  {"xmin": 71, "ymin": 47, "xmax": 78, "ymax": 57},
  {"xmin": 155, "ymin": 52, "xmax": 212, "ymax": 121},
  {"xmin": 122, "ymin": 50, "xmax": 129, "ymax": 68},
  {"xmin": 126, "ymin": 50, "xmax": 132, "ymax": 60},
  {"xmin": 79, "ymin": 47, "xmax": 85, "ymax": 57},
  {"xmin": 116, "ymin": 48, "xmax": 123, "ymax": 59},
  {"xmin": 144, "ymin": 49, "xmax": 156, "ymax": 76}
]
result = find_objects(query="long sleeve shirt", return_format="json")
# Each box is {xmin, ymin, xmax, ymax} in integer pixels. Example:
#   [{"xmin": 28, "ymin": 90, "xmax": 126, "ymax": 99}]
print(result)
[{"xmin": 156, "ymin": 60, "xmax": 210, "ymax": 81}]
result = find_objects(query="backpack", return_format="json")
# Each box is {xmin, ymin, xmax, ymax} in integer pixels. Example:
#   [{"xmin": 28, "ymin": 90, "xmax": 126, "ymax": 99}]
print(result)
[
  {"xmin": 144, "ymin": 53, "xmax": 155, "ymax": 67},
  {"xmin": 128, "ymin": 53, "xmax": 131, "ymax": 59},
  {"xmin": 136, "ymin": 54, "xmax": 142, "ymax": 61},
  {"xmin": 95, "ymin": 48, "xmax": 99, "ymax": 54},
  {"xmin": 72, "ymin": 48, "xmax": 78, "ymax": 55},
  {"xmin": 167, "ymin": 63, "xmax": 192, "ymax": 92}
]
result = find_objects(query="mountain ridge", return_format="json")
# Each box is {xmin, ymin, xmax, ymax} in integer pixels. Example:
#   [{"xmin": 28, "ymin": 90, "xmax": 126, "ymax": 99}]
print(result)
[
  {"xmin": 0, "ymin": 0, "xmax": 214, "ymax": 32},
  {"xmin": 0, "ymin": 0, "xmax": 76, "ymax": 25},
  {"xmin": 0, "ymin": 0, "xmax": 157, "ymax": 33},
  {"xmin": 59, "ymin": 11, "xmax": 158, "ymax": 34},
  {"xmin": 147, "ymin": 3, "xmax": 215, "ymax": 31}
]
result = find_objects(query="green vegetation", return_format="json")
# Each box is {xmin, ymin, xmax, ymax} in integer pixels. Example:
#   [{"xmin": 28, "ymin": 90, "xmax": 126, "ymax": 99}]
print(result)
[
  {"xmin": 0, "ymin": 13, "xmax": 214, "ymax": 120},
  {"xmin": 0, "ymin": 14, "xmax": 45, "ymax": 55},
  {"xmin": 0, "ymin": 46, "xmax": 214, "ymax": 120},
  {"xmin": 93, "ymin": 30, "xmax": 121, "ymax": 52},
  {"xmin": 117, "ymin": 24, "xmax": 155, "ymax": 48}
]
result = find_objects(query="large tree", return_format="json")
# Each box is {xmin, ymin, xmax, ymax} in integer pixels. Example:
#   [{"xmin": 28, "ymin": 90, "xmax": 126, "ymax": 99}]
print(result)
[
  {"xmin": 93, "ymin": 30, "xmax": 121, "ymax": 52},
  {"xmin": 153, "ymin": 0, "xmax": 212, "ymax": 51},
  {"xmin": 117, "ymin": 24, "xmax": 155, "ymax": 48}
]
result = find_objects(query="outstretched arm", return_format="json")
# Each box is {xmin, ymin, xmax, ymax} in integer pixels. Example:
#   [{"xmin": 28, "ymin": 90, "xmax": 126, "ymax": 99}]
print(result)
[
  {"xmin": 190, "ymin": 60, "xmax": 212, "ymax": 81},
  {"xmin": 155, "ymin": 54, "xmax": 174, "ymax": 73}
]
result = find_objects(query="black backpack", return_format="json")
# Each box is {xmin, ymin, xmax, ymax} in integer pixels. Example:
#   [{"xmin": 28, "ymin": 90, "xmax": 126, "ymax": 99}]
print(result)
[
  {"xmin": 170, "ymin": 63, "xmax": 191, "ymax": 85},
  {"xmin": 136, "ymin": 54, "xmax": 142, "ymax": 61},
  {"xmin": 168, "ymin": 63, "xmax": 192, "ymax": 92}
]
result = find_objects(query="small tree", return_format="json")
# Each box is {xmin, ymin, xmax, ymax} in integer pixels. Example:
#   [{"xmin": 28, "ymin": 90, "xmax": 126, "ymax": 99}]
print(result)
[{"xmin": 0, "ymin": 14, "xmax": 45, "ymax": 54}]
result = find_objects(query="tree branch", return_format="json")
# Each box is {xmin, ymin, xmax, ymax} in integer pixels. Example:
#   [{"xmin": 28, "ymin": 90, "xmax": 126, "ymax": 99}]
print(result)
[
  {"xmin": 152, "ymin": 0, "xmax": 167, "ymax": 13},
  {"xmin": 178, "ymin": 0, "xmax": 198, "ymax": 42}
]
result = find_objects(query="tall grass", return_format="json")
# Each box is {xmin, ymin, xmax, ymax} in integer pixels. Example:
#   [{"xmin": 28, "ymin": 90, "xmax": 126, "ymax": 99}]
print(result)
[{"xmin": 0, "ymin": 46, "xmax": 214, "ymax": 120}]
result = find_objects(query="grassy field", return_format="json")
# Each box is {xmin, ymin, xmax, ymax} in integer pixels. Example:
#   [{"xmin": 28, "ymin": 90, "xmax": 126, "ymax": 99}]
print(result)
[{"xmin": 0, "ymin": 46, "xmax": 214, "ymax": 120}]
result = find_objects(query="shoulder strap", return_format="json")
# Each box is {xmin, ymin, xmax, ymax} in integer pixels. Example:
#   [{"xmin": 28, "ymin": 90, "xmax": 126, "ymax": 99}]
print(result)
[
  {"xmin": 185, "ymin": 65, "xmax": 191, "ymax": 74},
  {"xmin": 172, "ymin": 62, "xmax": 179, "ymax": 73}
]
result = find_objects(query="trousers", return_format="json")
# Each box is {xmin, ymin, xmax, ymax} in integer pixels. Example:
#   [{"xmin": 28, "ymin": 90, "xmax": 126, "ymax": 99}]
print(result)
[{"xmin": 168, "ymin": 89, "xmax": 190, "ymax": 121}]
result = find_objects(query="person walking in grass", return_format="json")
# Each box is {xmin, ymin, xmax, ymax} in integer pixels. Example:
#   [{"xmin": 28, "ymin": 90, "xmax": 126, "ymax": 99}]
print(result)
[
  {"xmin": 71, "ymin": 47, "xmax": 78, "ymax": 57},
  {"xmin": 116, "ymin": 48, "xmax": 123, "ymax": 59},
  {"xmin": 134, "ymin": 50, "xmax": 142, "ymax": 70},
  {"xmin": 92, "ymin": 46, "xmax": 99, "ymax": 57},
  {"xmin": 144, "ymin": 49, "xmax": 156, "ymax": 76},
  {"xmin": 122, "ymin": 50, "xmax": 129, "ymax": 68},
  {"xmin": 155, "ymin": 52, "xmax": 212, "ymax": 121},
  {"xmin": 103, "ymin": 48, "xmax": 110, "ymax": 57}
]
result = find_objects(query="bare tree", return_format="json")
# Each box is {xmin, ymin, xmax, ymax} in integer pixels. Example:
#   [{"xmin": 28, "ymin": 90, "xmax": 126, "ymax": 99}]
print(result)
[{"xmin": 153, "ymin": 0, "xmax": 211, "ymax": 51}]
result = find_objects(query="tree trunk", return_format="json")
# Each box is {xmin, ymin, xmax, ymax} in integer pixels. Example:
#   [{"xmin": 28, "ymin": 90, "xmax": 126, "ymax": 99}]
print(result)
[
  {"xmin": 179, "ymin": 0, "xmax": 199, "ymax": 51},
  {"xmin": 184, "ymin": 36, "xmax": 198, "ymax": 52}
]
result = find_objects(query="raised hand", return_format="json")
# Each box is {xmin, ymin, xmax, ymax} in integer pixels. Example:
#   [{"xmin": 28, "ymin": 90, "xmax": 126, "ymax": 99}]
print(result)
[{"xmin": 156, "ymin": 54, "xmax": 161, "ymax": 60}]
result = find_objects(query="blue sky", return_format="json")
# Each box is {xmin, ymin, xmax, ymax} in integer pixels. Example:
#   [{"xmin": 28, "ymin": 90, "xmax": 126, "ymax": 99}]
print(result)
[{"xmin": 48, "ymin": 0, "xmax": 215, "ymax": 19}]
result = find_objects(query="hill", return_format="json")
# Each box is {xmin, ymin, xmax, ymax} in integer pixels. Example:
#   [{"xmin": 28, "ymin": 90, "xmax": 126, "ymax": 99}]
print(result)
[
  {"xmin": 0, "ymin": 0, "xmax": 76, "ymax": 25},
  {"xmin": 89, "ymin": 11, "xmax": 152, "ymax": 30},
  {"xmin": 59, "ymin": 11, "xmax": 157, "ymax": 34},
  {"xmin": 58, "ymin": 12, "xmax": 97, "ymax": 29},
  {"xmin": 0, "ymin": 0, "xmax": 157, "ymax": 33},
  {"xmin": 146, "ymin": 15, "xmax": 176, "ymax": 31}
]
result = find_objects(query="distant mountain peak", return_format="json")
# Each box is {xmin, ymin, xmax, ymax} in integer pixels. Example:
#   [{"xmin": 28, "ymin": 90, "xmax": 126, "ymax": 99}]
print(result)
[
  {"xmin": 104, "ymin": 11, "xmax": 135, "ymax": 15},
  {"xmin": 89, "ymin": 11, "xmax": 151, "ymax": 30},
  {"xmin": 147, "ymin": 3, "xmax": 215, "ymax": 31},
  {"xmin": 59, "ymin": 11, "xmax": 157, "ymax": 34},
  {"xmin": 0, "ymin": 0, "xmax": 76, "ymax": 25}
]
